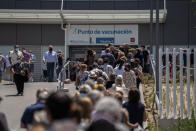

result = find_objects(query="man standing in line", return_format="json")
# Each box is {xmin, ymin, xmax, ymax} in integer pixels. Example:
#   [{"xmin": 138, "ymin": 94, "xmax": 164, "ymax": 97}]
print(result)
[
  {"xmin": 0, "ymin": 53, "xmax": 6, "ymax": 83},
  {"xmin": 43, "ymin": 45, "xmax": 58, "ymax": 82},
  {"xmin": 141, "ymin": 46, "xmax": 150, "ymax": 73},
  {"xmin": 9, "ymin": 45, "xmax": 25, "ymax": 95}
]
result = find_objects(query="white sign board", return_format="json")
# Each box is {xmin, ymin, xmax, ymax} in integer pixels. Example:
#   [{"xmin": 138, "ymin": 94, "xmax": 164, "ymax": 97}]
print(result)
[{"xmin": 67, "ymin": 25, "xmax": 138, "ymax": 45}]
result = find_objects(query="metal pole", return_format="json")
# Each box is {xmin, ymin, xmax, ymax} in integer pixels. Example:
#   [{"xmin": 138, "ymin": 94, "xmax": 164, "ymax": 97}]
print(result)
[
  {"xmin": 166, "ymin": 48, "xmax": 170, "ymax": 118},
  {"xmin": 64, "ymin": 29, "xmax": 67, "ymax": 61},
  {"xmin": 180, "ymin": 49, "xmax": 184, "ymax": 118},
  {"xmin": 159, "ymin": 48, "xmax": 163, "ymax": 118},
  {"xmin": 150, "ymin": 0, "xmax": 153, "ymax": 52},
  {"xmin": 164, "ymin": 0, "xmax": 166, "ymax": 11},
  {"xmin": 155, "ymin": 0, "xmax": 160, "ymax": 98},
  {"xmin": 194, "ymin": 48, "xmax": 196, "ymax": 118},
  {"xmin": 172, "ymin": 48, "xmax": 177, "ymax": 119},
  {"xmin": 187, "ymin": 48, "xmax": 191, "ymax": 119}
]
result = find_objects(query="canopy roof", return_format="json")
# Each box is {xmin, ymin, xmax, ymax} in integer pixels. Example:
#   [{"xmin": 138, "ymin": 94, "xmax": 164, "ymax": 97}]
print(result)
[{"xmin": 0, "ymin": 9, "xmax": 167, "ymax": 24}]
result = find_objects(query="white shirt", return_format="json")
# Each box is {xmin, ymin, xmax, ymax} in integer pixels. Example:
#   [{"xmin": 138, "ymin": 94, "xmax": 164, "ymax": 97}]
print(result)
[
  {"xmin": 101, "ymin": 64, "xmax": 114, "ymax": 77},
  {"xmin": 114, "ymin": 66, "xmax": 125, "ymax": 76},
  {"xmin": 9, "ymin": 50, "xmax": 23, "ymax": 65},
  {"xmin": 43, "ymin": 51, "xmax": 58, "ymax": 63}
]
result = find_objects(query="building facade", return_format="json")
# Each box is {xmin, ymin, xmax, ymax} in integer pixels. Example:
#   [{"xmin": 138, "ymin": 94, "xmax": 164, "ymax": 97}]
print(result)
[{"xmin": 0, "ymin": 0, "xmax": 195, "ymax": 81}]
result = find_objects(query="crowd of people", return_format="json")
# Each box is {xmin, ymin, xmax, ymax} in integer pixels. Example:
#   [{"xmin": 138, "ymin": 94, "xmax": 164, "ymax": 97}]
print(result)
[
  {"xmin": 74, "ymin": 44, "xmax": 150, "ymax": 91},
  {"xmin": 17, "ymin": 86, "xmax": 147, "ymax": 131},
  {"xmin": 0, "ymin": 44, "xmax": 65, "ymax": 95},
  {"xmin": 0, "ymin": 43, "xmax": 151, "ymax": 131},
  {"xmin": 0, "ymin": 45, "xmax": 36, "ymax": 95}
]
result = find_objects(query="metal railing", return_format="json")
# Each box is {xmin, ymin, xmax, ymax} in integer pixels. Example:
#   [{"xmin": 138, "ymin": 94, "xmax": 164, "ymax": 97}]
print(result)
[
  {"xmin": 57, "ymin": 60, "xmax": 75, "ymax": 90},
  {"xmin": 155, "ymin": 48, "xmax": 196, "ymax": 119}
]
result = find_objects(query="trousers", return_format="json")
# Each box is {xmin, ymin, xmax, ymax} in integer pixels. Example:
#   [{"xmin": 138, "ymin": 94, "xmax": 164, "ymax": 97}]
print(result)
[
  {"xmin": 56, "ymin": 65, "xmax": 63, "ymax": 79},
  {"xmin": 47, "ymin": 62, "xmax": 55, "ymax": 82},
  {"xmin": 14, "ymin": 74, "xmax": 24, "ymax": 94}
]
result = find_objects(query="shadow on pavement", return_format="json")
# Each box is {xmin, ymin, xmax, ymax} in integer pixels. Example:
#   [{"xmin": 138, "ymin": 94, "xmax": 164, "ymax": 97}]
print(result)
[{"xmin": 5, "ymin": 94, "xmax": 20, "ymax": 97}]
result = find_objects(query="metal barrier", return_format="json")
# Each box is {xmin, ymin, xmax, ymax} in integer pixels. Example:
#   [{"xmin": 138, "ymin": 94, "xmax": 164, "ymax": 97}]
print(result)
[
  {"xmin": 57, "ymin": 61, "xmax": 75, "ymax": 90},
  {"xmin": 156, "ymin": 48, "xmax": 196, "ymax": 119}
]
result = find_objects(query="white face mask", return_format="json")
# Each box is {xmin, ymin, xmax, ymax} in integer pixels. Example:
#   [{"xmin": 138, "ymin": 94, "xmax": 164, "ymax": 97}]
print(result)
[
  {"xmin": 23, "ymin": 50, "xmax": 26, "ymax": 53},
  {"xmin": 15, "ymin": 48, "xmax": 20, "ymax": 51},
  {"xmin": 17, "ymin": 59, "xmax": 21, "ymax": 63}
]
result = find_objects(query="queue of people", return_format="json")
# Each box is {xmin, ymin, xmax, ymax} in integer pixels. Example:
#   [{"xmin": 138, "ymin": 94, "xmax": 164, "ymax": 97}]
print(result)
[
  {"xmin": 15, "ymin": 86, "xmax": 146, "ymax": 131},
  {"xmin": 0, "ymin": 43, "xmax": 150, "ymax": 131},
  {"xmin": 75, "ymin": 44, "xmax": 150, "ymax": 91}
]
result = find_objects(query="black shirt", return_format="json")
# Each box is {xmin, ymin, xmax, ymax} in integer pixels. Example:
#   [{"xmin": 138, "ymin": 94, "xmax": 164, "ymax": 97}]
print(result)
[
  {"xmin": 105, "ymin": 81, "xmax": 115, "ymax": 89},
  {"xmin": 123, "ymin": 102, "xmax": 145, "ymax": 127},
  {"xmin": 12, "ymin": 63, "xmax": 25, "ymax": 75},
  {"xmin": 57, "ymin": 55, "xmax": 63, "ymax": 66},
  {"xmin": 142, "ymin": 50, "xmax": 149, "ymax": 64}
]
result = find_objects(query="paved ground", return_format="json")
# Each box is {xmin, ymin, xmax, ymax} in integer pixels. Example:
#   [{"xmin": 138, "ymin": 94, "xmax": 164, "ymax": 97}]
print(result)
[
  {"xmin": 0, "ymin": 81, "xmax": 145, "ymax": 131},
  {"xmin": 0, "ymin": 81, "xmax": 76, "ymax": 131}
]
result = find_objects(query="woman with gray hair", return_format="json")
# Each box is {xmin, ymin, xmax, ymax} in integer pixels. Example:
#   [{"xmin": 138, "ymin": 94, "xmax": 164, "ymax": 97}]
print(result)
[
  {"xmin": 91, "ymin": 97, "xmax": 129, "ymax": 131},
  {"xmin": 92, "ymin": 97, "xmax": 121, "ymax": 124}
]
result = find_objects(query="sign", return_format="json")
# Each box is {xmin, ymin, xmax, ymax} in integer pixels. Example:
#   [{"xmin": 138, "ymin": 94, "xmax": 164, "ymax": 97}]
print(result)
[{"xmin": 67, "ymin": 25, "xmax": 138, "ymax": 45}]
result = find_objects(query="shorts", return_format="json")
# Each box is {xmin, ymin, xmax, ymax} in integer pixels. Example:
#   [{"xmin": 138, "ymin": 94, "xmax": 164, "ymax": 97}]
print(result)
[{"xmin": 29, "ymin": 64, "xmax": 34, "ymax": 73}]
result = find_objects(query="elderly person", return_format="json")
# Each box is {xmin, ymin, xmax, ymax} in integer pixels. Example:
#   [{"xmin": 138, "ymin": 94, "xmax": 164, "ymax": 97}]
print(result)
[
  {"xmin": 101, "ymin": 58, "xmax": 114, "ymax": 77},
  {"xmin": 79, "ymin": 84, "xmax": 92, "ymax": 98},
  {"xmin": 91, "ymin": 97, "xmax": 129, "ymax": 131},
  {"xmin": 21, "ymin": 88, "xmax": 49, "ymax": 129},
  {"xmin": 101, "ymin": 48, "xmax": 116, "ymax": 67},
  {"xmin": 87, "ymin": 90, "xmax": 103, "ymax": 107},
  {"xmin": 114, "ymin": 59, "xmax": 125, "ymax": 76},
  {"xmin": 123, "ymin": 88, "xmax": 147, "ymax": 129},
  {"xmin": 45, "ymin": 91, "xmax": 72, "ymax": 123},
  {"xmin": 43, "ymin": 45, "xmax": 58, "ymax": 82},
  {"xmin": 92, "ymin": 97, "xmax": 121, "ymax": 124},
  {"xmin": 75, "ymin": 64, "xmax": 89, "ymax": 90},
  {"xmin": 123, "ymin": 63, "xmax": 136, "ymax": 89}
]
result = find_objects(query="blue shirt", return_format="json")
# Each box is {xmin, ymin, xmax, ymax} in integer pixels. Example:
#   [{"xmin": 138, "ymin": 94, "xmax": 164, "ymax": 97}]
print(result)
[
  {"xmin": 21, "ymin": 102, "xmax": 45, "ymax": 128},
  {"xmin": 43, "ymin": 51, "xmax": 58, "ymax": 63}
]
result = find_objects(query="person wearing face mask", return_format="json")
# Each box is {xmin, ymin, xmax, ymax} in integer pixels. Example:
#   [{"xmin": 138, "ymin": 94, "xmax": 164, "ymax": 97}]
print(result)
[
  {"xmin": 43, "ymin": 45, "xmax": 58, "ymax": 82},
  {"xmin": 22, "ymin": 48, "xmax": 31, "ymax": 63},
  {"xmin": 9, "ymin": 45, "xmax": 25, "ymax": 95},
  {"xmin": 9, "ymin": 45, "xmax": 24, "ymax": 66}
]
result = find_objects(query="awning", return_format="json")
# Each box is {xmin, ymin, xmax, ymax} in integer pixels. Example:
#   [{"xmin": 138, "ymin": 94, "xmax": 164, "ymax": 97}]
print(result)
[{"xmin": 0, "ymin": 9, "xmax": 167, "ymax": 24}]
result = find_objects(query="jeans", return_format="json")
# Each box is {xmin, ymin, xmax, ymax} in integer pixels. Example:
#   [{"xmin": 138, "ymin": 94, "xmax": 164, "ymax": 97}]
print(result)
[
  {"xmin": 56, "ymin": 65, "xmax": 63, "ymax": 79},
  {"xmin": 47, "ymin": 62, "xmax": 55, "ymax": 82}
]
